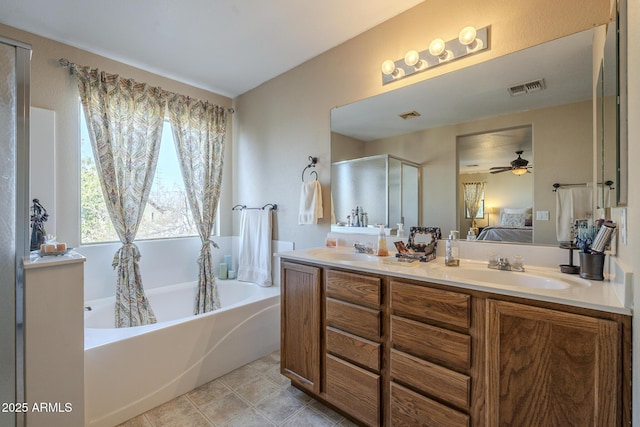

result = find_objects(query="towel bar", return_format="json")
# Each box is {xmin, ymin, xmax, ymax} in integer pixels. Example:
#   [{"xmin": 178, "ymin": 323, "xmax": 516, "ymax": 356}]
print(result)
[
  {"xmin": 232, "ymin": 204, "xmax": 277, "ymax": 211},
  {"xmin": 552, "ymin": 180, "xmax": 614, "ymax": 192}
]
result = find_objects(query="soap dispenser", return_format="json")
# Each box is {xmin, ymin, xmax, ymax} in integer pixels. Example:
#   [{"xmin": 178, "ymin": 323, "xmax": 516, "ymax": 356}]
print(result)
[
  {"xmin": 445, "ymin": 230, "xmax": 460, "ymax": 266},
  {"xmin": 376, "ymin": 225, "xmax": 389, "ymax": 256}
]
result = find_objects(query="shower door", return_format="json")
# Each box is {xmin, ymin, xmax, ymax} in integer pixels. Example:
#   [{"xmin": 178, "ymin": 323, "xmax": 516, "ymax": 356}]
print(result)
[{"xmin": 0, "ymin": 35, "xmax": 31, "ymax": 427}]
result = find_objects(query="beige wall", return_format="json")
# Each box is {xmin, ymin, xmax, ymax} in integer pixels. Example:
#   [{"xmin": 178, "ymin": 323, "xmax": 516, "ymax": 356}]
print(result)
[
  {"xmin": 330, "ymin": 132, "xmax": 366, "ymax": 162},
  {"xmin": 235, "ymin": 0, "xmax": 610, "ymax": 250},
  {"xmin": 0, "ymin": 23, "xmax": 234, "ymax": 247}
]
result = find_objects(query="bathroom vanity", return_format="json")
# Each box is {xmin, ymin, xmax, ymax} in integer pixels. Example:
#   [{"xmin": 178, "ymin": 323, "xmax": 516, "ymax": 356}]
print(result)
[{"xmin": 279, "ymin": 248, "xmax": 631, "ymax": 426}]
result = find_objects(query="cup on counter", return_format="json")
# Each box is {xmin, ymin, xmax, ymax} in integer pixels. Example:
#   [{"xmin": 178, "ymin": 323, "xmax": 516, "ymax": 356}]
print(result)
[{"xmin": 579, "ymin": 252, "xmax": 605, "ymax": 281}]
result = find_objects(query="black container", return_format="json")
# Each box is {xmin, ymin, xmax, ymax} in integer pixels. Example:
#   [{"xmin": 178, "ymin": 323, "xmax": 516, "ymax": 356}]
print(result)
[{"xmin": 579, "ymin": 252, "xmax": 605, "ymax": 281}]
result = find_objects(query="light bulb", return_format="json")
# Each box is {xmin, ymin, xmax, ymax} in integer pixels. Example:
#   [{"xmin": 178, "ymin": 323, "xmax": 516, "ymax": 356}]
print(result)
[
  {"xmin": 458, "ymin": 26, "xmax": 477, "ymax": 46},
  {"xmin": 459, "ymin": 26, "xmax": 483, "ymax": 51},
  {"xmin": 428, "ymin": 38, "xmax": 445, "ymax": 56},
  {"xmin": 429, "ymin": 38, "xmax": 451, "ymax": 61},
  {"xmin": 404, "ymin": 50, "xmax": 420, "ymax": 67},
  {"xmin": 381, "ymin": 59, "xmax": 397, "ymax": 75},
  {"xmin": 404, "ymin": 50, "xmax": 427, "ymax": 71},
  {"xmin": 381, "ymin": 59, "xmax": 404, "ymax": 79}
]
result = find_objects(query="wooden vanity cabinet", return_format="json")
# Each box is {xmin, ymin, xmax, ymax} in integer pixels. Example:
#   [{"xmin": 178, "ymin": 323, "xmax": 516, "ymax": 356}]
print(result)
[
  {"xmin": 324, "ymin": 269, "xmax": 383, "ymax": 427},
  {"xmin": 486, "ymin": 299, "xmax": 625, "ymax": 426},
  {"xmin": 280, "ymin": 259, "xmax": 631, "ymax": 426},
  {"xmin": 280, "ymin": 261, "xmax": 322, "ymax": 394}
]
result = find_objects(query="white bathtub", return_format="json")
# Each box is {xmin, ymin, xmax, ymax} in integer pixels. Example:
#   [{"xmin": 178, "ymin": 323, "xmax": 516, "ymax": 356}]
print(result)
[{"xmin": 84, "ymin": 280, "xmax": 281, "ymax": 427}]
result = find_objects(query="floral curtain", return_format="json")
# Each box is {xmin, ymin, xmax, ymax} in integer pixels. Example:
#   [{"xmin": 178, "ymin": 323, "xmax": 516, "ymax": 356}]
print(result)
[
  {"xmin": 75, "ymin": 66, "xmax": 166, "ymax": 327},
  {"xmin": 463, "ymin": 181, "xmax": 485, "ymax": 229},
  {"xmin": 168, "ymin": 95, "xmax": 226, "ymax": 314}
]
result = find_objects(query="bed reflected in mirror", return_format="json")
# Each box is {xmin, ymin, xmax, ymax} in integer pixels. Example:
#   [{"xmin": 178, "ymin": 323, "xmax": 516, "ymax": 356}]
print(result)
[{"xmin": 458, "ymin": 126, "xmax": 533, "ymax": 243}]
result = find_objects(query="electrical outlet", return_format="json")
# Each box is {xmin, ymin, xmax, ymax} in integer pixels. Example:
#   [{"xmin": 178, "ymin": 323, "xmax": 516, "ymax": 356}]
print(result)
[{"xmin": 536, "ymin": 210, "xmax": 549, "ymax": 221}]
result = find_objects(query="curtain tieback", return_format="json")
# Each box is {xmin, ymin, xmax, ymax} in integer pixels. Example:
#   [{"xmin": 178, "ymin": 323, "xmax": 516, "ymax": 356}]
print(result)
[
  {"xmin": 112, "ymin": 242, "xmax": 141, "ymax": 269},
  {"xmin": 198, "ymin": 239, "xmax": 219, "ymax": 265},
  {"xmin": 203, "ymin": 238, "xmax": 219, "ymax": 249}
]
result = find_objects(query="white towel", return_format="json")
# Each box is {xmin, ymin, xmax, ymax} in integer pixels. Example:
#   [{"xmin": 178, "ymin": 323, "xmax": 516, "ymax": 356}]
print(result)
[
  {"xmin": 556, "ymin": 187, "xmax": 593, "ymax": 241},
  {"xmin": 237, "ymin": 209, "xmax": 272, "ymax": 287},
  {"xmin": 597, "ymin": 185, "xmax": 612, "ymax": 209},
  {"xmin": 298, "ymin": 180, "xmax": 323, "ymax": 225}
]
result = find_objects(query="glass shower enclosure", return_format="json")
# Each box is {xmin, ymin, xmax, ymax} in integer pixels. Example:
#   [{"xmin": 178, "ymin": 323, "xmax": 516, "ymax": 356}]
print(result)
[
  {"xmin": 331, "ymin": 154, "xmax": 420, "ymax": 228},
  {"xmin": 0, "ymin": 35, "xmax": 31, "ymax": 427}
]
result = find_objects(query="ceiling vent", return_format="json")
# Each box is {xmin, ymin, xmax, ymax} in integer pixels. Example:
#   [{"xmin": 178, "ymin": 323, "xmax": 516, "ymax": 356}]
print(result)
[
  {"xmin": 399, "ymin": 110, "xmax": 421, "ymax": 120},
  {"xmin": 508, "ymin": 78, "xmax": 546, "ymax": 96}
]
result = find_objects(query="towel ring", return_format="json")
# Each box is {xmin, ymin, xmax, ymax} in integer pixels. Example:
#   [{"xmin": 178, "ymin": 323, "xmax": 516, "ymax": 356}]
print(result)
[{"xmin": 302, "ymin": 156, "xmax": 318, "ymax": 182}]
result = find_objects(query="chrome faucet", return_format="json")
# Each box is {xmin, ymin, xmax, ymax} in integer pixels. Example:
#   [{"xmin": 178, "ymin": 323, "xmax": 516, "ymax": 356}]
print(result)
[
  {"xmin": 353, "ymin": 243, "xmax": 374, "ymax": 254},
  {"xmin": 488, "ymin": 256, "xmax": 525, "ymax": 272},
  {"xmin": 497, "ymin": 257, "xmax": 511, "ymax": 270}
]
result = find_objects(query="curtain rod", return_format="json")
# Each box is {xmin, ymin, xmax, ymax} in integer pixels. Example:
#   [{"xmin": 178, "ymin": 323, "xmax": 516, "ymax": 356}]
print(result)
[{"xmin": 58, "ymin": 58, "xmax": 235, "ymax": 114}]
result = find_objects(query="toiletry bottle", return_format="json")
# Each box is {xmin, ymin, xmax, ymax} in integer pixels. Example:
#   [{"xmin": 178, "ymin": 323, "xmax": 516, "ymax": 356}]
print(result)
[
  {"xmin": 376, "ymin": 225, "xmax": 389, "ymax": 256},
  {"xmin": 397, "ymin": 223, "xmax": 405, "ymax": 238},
  {"xmin": 354, "ymin": 206, "xmax": 360, "ymax": 227},
  {"xmin": 445, "ymin": 230, "xmax": 460, "ymax": 266}
]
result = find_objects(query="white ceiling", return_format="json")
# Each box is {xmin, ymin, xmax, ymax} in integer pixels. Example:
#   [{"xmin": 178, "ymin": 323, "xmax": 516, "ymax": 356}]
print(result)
[{"xmin": 0, "ymin": 0, "xmax": 425, "ymax": 97}]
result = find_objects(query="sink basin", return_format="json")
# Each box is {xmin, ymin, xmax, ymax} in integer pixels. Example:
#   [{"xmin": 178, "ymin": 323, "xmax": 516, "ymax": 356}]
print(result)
[
  {"xmin": 443, "ymin": 264, "xmax": 590, "ymax": 290},
  {"xmin": 304, "ymin": 248, "xmax": 378, "ymax": 262}
]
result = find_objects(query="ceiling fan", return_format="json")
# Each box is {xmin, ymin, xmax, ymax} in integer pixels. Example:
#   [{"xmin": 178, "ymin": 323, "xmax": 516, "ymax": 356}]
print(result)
[{"xmin": 489, "ymin": 151, "xmax": 532, "ymax": 175}]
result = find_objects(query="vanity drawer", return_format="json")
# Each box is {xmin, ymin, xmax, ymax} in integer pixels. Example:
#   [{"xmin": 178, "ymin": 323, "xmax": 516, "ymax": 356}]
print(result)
[
  {"xmin": 326, "ymin": 327, "xmax": 380, "ymax": 371},
  {"xmin": 390, "ymin": 349, "xmax": 470, "ymax": 410},
  {"xmin": 391, "ymin": 280, "xmax": 470, "ymax": 329},
  {"xmin": 326, "ymin": 354, "xmax": 380, "ymax": 427},
  {"xmin": 326, "ymin": 298, "xmax": 381, "ymax": 341},
  {"xmin": 391, "ymin": 315, "xmax": 470, "ymax": 372},
  {"xmin": 326, "ymin": 269, "xmax": 381, "ymax": 309},
  {"xmin": 391, "ymin": 382, "xmax": 469, "ymax": 427}
]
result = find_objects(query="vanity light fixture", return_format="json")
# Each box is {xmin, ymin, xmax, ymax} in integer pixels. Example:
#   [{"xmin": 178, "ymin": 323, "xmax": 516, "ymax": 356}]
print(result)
[{"xmin": 381, "ymin": 25, "xmax": 489, "ymax": 85}]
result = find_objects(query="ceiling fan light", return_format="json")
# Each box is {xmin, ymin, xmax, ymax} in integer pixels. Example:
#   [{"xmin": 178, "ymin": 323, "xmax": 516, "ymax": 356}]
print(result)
[{"xmin": 511, "ymin": 167, "xmax": 528, "ymax": 175}]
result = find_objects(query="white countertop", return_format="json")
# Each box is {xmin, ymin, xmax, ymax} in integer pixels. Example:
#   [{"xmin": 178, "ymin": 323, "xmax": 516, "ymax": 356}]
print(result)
[
  {"xmin": 277, "ymin": 247, "xmax": 631, "ymax": 315},
  {"xmin": 23, "ymin": 250, "xmax": 86, "ymax": 269}
]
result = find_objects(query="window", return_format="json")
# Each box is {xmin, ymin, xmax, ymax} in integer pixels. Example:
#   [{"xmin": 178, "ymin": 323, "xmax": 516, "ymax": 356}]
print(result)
[
  {"xmin": 464, "ymin": 194, "xmax": 485, "ymax": 219},
  {"xmin": 80, "ymin": 106, "xmax": 200, "ymax": 244}
]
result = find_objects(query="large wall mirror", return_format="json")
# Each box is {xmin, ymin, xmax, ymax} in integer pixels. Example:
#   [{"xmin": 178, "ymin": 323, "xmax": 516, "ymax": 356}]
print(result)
[{"xmin": 331, "ymin": 21, "xmax": 621, "ymax": 246}]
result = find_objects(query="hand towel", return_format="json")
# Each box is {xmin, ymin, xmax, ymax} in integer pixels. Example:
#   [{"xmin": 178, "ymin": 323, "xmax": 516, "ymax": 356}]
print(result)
[
  {"xmin": 556, "ymin": 187, "xmax": 593, "ymax": 241},
  {"xmin": 298, "ymin": 180, "xmax": 323, "ymax": 225},
  {"xmin": 597, "ymin": 185, "xmax": 612, "ymax": 209},
  {"xmin": 237, "ymin": 209, "xmax": 272, "ymax": 287}
]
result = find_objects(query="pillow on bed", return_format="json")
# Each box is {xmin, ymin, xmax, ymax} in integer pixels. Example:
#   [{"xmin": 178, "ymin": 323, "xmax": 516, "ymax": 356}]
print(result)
[
  {"xmin": 503, "ymin": 207, "xmax": 532, "ymax": 214},
  {"xmin": 501, "ymin": 213, "xmax": 528, "ymax": 226}
]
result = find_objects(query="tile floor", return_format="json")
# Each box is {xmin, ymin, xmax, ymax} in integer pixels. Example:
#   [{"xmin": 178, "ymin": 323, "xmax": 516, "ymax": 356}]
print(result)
[{"xmin": 117, "ymin": 351, "xmax": 358, "ymax": 427}]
